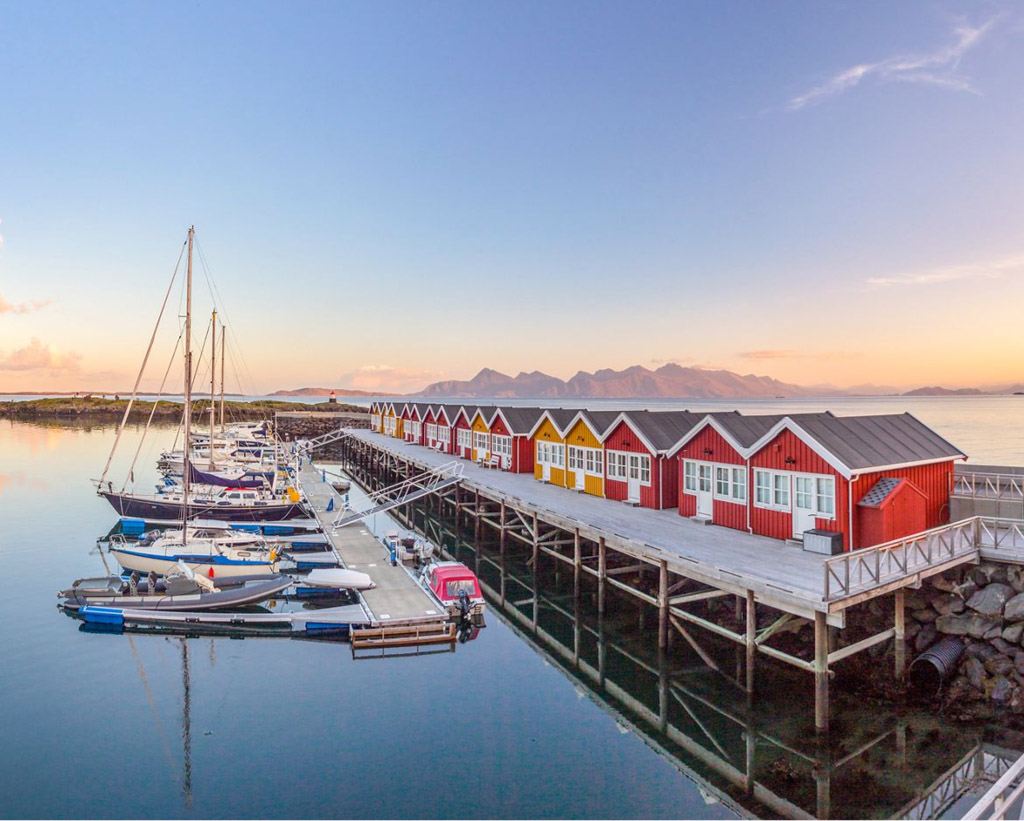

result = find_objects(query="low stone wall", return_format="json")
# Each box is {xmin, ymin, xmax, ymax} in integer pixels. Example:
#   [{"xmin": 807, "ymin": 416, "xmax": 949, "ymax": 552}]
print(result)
[
  {"xmin": 275, "ymin": 412, "xmax": 371, "ymax": 447},
  {"xmin": 908, "ymin": 563, "xmax": 1024, "ymax": 715}
]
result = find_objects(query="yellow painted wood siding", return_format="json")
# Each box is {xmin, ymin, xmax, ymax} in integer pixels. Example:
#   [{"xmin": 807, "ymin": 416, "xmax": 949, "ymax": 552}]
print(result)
[
  {"xmin": 532, "ymin": 417, "xmax": 567, "ymax": 487},
  {"xmin": 564, "ymin": 419, "xmax": 604, "ymax": 497},
  {"xmin": 471, "ymin": 415, "xmax": 490, "ymax": 461}
]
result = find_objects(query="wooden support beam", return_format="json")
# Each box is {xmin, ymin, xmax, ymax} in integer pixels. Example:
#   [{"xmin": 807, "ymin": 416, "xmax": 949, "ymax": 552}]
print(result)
[
  {"xmin": 573, "ymin": 529, "xmax": 581, "ymax": 599},
  {"xmin": 754, "ymin": 613, "xmax": 798, "ymax": 646},
  {"xmin": 659, "ymin": 560, "xmax": 669, "ymax": 650},
  {"xmin": 598, "ymin": 537, "xmax": 607, "ymax": 616},
  {"xmin": 669, "ymin": 617, "xmax": 720, "ymax": 672},
  {"xmin": 607, "ymin": 576, "xmax": 658, "ymax": 606},
  {"xmin": 827, "ymin": 628, "xmax": 895, "ymax": 666},
  {"xmin": 757, "ymin": 642, "xmax": 816, "ymax": 674},
  {"xmin": 670, "ymin": 606, "xmax": 745, "ymax": 644},
  {"xmin": 814, "ymin": 611, "xmax": 830, "ymax": 733},
  {"xmin": 746, "ymin": 590, "xmax": 756, "ymax": 695},
  {"xmin": 894, "ymin": 588, "xmax": 907, "ymax": 681},
  {"xmin": 670, "ymin": 589, "xmax": 730, "ymax": 606},
  {"xmin": 607, "ymin": 563, "xmax": 651, "ymax": 577}
]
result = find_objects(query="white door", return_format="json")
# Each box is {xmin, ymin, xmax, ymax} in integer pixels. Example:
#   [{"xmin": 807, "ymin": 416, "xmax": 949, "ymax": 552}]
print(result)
[
  {"xmin": 696, "ymin": 463, "xmax": 713, "ymax": 517},
  {"xmin": 575, "ymin": 460, "xmax": 586, "ymax": 490},
  {"xmin": 627, "ymin": 455, "xmax": 642, "ymax": 502},
  {"xmin": 793, "ymin": 475, "xmax": 817, "ymax": 538}
]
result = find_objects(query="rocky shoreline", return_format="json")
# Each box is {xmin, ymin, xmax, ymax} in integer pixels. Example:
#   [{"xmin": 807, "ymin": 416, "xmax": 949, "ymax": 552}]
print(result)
[{"xmin": 0, "ymin": 397, "xmax": 365, "ymax": 420}]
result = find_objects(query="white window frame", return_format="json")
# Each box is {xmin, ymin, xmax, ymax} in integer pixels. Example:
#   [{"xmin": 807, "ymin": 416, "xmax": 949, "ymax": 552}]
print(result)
[
  {"xmin": 438, "ymin": 426, "xmax": 450, "ymax": 444},
  {"xmin": 473, "ymin": 430, "xmax": 489, "ymax": 452},
  {"xmin": 584, "ymin": 448, "xmax": 603, "ymax": 476},
  {"xmin": 683, "ymin": 460, "xmax": 697, "ymax": 492},
  {"xmin": 731, "ymin": 467, "xmax": 746, "ymax": 502},
  {"xmin": 607, "ymin": 450, "xmax": 650, "ymax": 486},
  {"xmin": 492, "ymin": 435, "xmax": 512, "ymax": 459},
  {"xmin": 752, "ymin": 468, "xmax": 835, "ymax": 516}
]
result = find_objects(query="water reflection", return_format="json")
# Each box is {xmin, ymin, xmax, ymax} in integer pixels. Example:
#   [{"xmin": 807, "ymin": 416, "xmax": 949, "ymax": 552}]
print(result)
[{"xmin": 393, "ymin": 495, "xmax": 1021, "ymax": 819}]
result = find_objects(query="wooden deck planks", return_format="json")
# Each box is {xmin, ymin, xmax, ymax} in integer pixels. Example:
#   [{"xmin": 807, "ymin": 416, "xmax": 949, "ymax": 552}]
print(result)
[{"xmin": 298, "ymin": 460, "xmax": 444, "ymax": 624}]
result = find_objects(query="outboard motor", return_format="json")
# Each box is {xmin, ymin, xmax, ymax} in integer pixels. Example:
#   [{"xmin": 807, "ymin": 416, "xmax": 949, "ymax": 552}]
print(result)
[{"xmin": 457, "ymin": 588, "xmax": 471, "ymax": 621}]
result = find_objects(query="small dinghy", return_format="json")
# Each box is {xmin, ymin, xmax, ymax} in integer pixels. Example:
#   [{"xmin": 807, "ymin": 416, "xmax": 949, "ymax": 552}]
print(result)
[
  {"xmin": 302, "ymin": 568, "xmax": 375, "ymax": 590},
  {"xmin": 331, "ymin": 479, "xmax": 351, "ymax": 494},
  {"xmin": 59, "ymin": 561, "xmax": 293, "ymax": 612}
]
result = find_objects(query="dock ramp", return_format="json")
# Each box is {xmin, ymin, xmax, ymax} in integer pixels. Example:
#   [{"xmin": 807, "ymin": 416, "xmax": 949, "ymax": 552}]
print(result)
[{"xmin": 331, "ymin": 462, "xmax": 463, "ymax": 530}]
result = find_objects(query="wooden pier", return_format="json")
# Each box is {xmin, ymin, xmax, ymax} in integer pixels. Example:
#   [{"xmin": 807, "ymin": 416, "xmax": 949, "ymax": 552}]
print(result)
[
  {"xmin": 296, "ymin": 458, "xmax": 454, "ymax": 650},
  {"xmin": 328, "ymin": 429, "xmax": 1024, "ymax": 731}
]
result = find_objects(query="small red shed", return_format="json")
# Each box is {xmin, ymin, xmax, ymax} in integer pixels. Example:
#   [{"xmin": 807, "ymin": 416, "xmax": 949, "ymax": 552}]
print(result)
[{"xmin": 857, "ymin": 477, "xmax": 928, "ymax": 547}]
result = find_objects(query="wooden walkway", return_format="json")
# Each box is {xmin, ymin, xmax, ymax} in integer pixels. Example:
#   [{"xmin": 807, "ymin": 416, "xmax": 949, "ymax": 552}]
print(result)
[{"xmin": 297, "ymin": 459, "xmax": 446, "ymax": 626}]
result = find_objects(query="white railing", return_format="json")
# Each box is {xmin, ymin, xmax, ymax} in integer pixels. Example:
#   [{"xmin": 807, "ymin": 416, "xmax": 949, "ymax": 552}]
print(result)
[
  {"xmin": 954, "ymin": 472, "xmax": 1024, "ymax": 501},
  {"xmin": 824, "ymin": 518, "xmax": 978, "ymax": 601},
  {"xmin": 964, "ymin": 750, "xmax": 1024, "ymax": 820},
  {"xmin": 978, "ymin": 518, "xmax": 1024, "ymax": 551},
  {"xmin": 294, "ymin": 426, "xmax": 356, "ymax": 454},
  {"xmin": 331, "ymin": 461, "xmax": 464, "ymax": 529}
]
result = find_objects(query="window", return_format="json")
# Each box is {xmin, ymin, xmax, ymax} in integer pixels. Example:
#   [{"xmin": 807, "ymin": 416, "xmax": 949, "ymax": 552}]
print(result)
[
  {"xmin": 473, "ymin": 431, "xmax": 489, "ymax": 451},
  {"xmin": 584, "ymin": 448, "xmax": 603, "ymax": 476},
  {"xmin": 568, "ymin": 446, "xmax": 582, "ymax": 470},
  {"xmin": 795, "ymin": 476, "xmax": 813, "ymax": 509},
  {"xmin": 816, "ymin": 476, "xmax": 835, "ymax": 516},
  {"xmin": 698, "ymin": 464, "xmax": 712, "ymax": 493},
  {"xmin": 606, "ymin": 451, "xmax": 628, "ymax": 480},
  {"xmin": 715, "ymin": 466, "xmax": 730, "ymax": 497},
  {"xmin": 457, "ymin": 429, "xmax": 471, "ymax": 449},
  {"xmin": 438, "ymin": 426, "xmax": 450, "ymax": 443},
  {"xmin": 731, "ymin": 468, "xmax": 746, "ymax": 501},
  {"xmin": 773, "ymin": 474, "xmax": 790, "ymax": 507},
  {"xmin": 684, "ymin": 461, "xmax": 697, "ymax": 492},
  {"xmin": 492, "ymin": 435, "xmax": 512, "ymax": 458}
]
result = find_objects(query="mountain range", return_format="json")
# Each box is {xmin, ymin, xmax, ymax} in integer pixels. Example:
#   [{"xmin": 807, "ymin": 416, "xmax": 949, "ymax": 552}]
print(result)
[{"xmin": 413, "ymin": 364, "xmax": 830, "ymax": 399}]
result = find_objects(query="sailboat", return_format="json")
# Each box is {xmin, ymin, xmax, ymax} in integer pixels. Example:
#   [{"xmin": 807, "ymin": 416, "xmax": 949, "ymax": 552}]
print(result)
[{"xmin": 98, "ymin": 228, "xmax": 307, "ymax": 525}]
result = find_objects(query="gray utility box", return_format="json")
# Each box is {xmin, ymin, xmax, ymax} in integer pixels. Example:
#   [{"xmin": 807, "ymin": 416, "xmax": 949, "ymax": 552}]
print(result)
[{"xmin": 802, "ymin": 529, "xmax": 844, "ymax": 555}]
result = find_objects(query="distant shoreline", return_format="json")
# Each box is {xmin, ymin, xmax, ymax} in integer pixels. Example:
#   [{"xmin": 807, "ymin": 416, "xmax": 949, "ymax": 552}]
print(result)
[{"xmin": 0, "ymin": 397, "xmax": 365, "ymax": 419}]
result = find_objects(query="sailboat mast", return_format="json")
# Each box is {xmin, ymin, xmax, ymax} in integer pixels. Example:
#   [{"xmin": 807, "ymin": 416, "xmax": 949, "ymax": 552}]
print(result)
[
  {"xmin": 209, "ymin": 309, "xmax": 217, "ymax": 469},
  {"xmin": 219, "ymin": 322, "xmax": 226, "ymax": 429},
  {"xmin": 181, "ymin": 227, "xmax": 194, "ymax": 544}
]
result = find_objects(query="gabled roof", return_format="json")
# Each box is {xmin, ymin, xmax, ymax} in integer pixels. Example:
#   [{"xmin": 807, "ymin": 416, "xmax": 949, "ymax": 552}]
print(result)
[
  {"xmin": 436, "ymin": 404, "xmax": 463, "ymax": 425},
  {"xmin": 490, "ymin": 406, "xmax": 544, "ymax": 435},
  {"xmin": 600, "ymin": 410, "xmax": 701, "ymax": 454},
  {"xmin": 563, "ymin": 409, "xmax": 621, "ymax": 440},
  {"xmin": 451, "ymin": 406, "xmax": 475, "ymax": 426},
  {"xmin": 470, "ymin": 406, "xmax": 497, "ymax": 427},
  {"xmin": 748, "ymin": 412, "xmax": 966, "ymax": 479},
  {"xmin": 527, "ymin": 408, "xmax": 584, "ymax": 438}
]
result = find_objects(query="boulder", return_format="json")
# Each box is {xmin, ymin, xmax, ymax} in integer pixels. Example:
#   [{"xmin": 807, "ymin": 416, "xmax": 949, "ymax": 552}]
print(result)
[
  {"xmin": 992, "ymin": 638, "xmax": 1017, "ymax": 656},
  {"xmin": 986, "ymin": 654, "xmax": 1016, "ymax": 677},
  {"xmin": 932, "ymin": 594, "xmax": 965, "ymax": 616},
  {"xmin": 905, "ymin": 621, "xmax": 921, "ymax": 640},
  {"xmin": 915, "ymin": 624, "xmax": 938, "ymax": 653},
  {"xmin": 968, "ymin": 642, "xmax": 1000, "ymax": 662},
  {"xmin": 1005, "ymin": 593, "xmax": 1024, "ymax": 623},
  {"xmin": 1010, "ymin": 568, "xmax": 1024, "ymax": 594},
  {"xmin": 1003, "ymin": 623, "xmax": 1024, "ymax": 644},
  {"xmin": 913, "ymin": 607, "xmax": 939, "ymax": 624},
  {"xmin": 1015, "ymin": 649, "xmax": 1024, "ymax": 676},
  {"xmin": 904, "ymin": 589, "xmax": 929, "ymax": 609},
  {"xmin": 954, "ymin": 580, "xmax": 979, "ymax": 601},
  {"xmin": 967, "ymin": 583, "xmax": 1014, "ymax": 619},
  {"xmin": 969, "ymin": 568, "xmax": 990, "ymax": 587},
  {"xmin": 964, "ymin": 657, "xmax": 987, "ymax": 691},
  {"xmin": 985, "ymin": 625, "xmax": 1004, "ymax": 640},
  {"xmin": 930, "ymin": 574, "xmax": 959, "ymax": 593},
  {"xmin": 992, "ymin": 676, "xmax": 1015, "ymax": 703},
  {"xmin": 937, "ymin": 614, "xmax": 1001, "ymax": 639}
]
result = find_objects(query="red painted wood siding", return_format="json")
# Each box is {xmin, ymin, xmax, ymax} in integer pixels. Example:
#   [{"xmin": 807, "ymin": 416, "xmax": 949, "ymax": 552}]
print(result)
[
  {"xmin": 454, "ymin": 418, "xmax": 473, "ymax": 460},
  {"xmin": 676, "ymin": 427, "xmax": 744, "ymax": 465},
  {"xmin": 489, "ymin": 416, "xmax": 534, "ymax": 473},
  {"xmin": 851, "ymin": 463, "xmax": 953, "ymax": 547},
  {"xmin": 602, "ymin": 421, "xmax": 673, "ymax": 509}
]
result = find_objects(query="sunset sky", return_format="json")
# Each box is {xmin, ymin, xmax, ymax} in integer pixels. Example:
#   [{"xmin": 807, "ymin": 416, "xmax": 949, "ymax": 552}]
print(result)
[{"xmin": 2, "ymin": 1, "xmax": 1023, "ymax": 395}]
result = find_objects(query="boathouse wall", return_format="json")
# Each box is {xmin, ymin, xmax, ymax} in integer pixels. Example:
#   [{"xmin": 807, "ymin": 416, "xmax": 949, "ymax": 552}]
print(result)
[
  {"xmin": 677, "ymin": 426, "xmax": 747, "ymax": 526},
  {"xmin": 533, "ymin": 417, "xmax": 567, "ymax": 487},
  {"xmin": 564, "ymin": 418, "xmax": 604, "ymax": 497},
  {"xmin": 602, "ymin": 421, "xmax": 670, "ymax": 509},
  {"xmin": 488, "ymin": 415, "xmax": 533, "ymax": 473}
]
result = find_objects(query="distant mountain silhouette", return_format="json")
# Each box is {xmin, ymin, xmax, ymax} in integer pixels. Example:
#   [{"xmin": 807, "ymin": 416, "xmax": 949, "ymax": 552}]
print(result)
[
  {"xmin": 414, "ymin": 364, "xmax": 836, "ymax": 399},
  {"xmin": 267, "ymin": 387, "xmax": 405, "ymax": 397}
]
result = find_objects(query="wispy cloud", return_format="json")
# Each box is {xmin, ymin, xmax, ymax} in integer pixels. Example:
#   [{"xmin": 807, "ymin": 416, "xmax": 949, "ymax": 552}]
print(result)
[
  {"xmin": 0, "ymin": 338, "xmax": 82, "ymax": 372},
  {"xmin": 867, "ymin": 252, "xmax": 1024, "ymax": 287},
  {"xmin": 738, "ymin": 350, "xmax": 860, "ymax": 361},
  {"xmin": 788, "ymin": 19, "xmax": 995, "ymax": 111},
  {"xmin": 335, "ymin": 364, "xmax": 443, "ymax": 393},
  {"xmin": 0, "ymin": 295, "xmax": 51, "ymax": 314}
]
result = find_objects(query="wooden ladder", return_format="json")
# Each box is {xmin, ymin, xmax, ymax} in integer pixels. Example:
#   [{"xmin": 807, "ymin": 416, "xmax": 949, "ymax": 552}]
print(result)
[{"xmin": 351, "ymin": 619, "xmax": 455, "ymax": 651}]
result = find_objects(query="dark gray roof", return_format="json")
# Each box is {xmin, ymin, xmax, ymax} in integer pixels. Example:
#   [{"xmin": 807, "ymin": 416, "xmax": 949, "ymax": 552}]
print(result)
[
  {"xmin": 620, "ymin": 410, "xmax": 702, "ymax": 452},
  {"xmin": 858, "ymin": 477, "xmax": 902, "ymax": 508},
  {"xmin": 492, "ymin": 406, "xmax": 544, "ymax": 434},
  {"xmin": 544, "ymin": 408, "xmax": 584, "ymax": 433},
  {"xmin": 439, "ymin": 404, "xmax": 463, "ymax": 422},
  {"xmin": 577, "ymin": 410, "xmax": 621, "ymax": 437},
  {"xmin": 708, "ymin": 412, "xmax": 786, "ymax": 448},
  {"xmin": 471, "ymin": 405, "xmax": 497, "ymax": 422},
  {"xmin": 789, "ymin": 412, "xmax": 965, "ymax": 472}
]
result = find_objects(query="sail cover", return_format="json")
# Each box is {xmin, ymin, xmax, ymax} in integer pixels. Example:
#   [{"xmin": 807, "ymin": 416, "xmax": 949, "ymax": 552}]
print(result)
[{"xmin": 187, "ymin": 463, "xmax": 267, "ymax": 489}]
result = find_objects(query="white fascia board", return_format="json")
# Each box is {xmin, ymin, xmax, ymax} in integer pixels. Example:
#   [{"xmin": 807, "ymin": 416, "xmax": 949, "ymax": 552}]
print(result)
[
  {"xmin": 563, "ymin": 410, "xmax": 604, "ymax": 442},
  {"xmin": 527, "ymin": 409, "xmax": 565, "ymax": 439},
  {"xmin": 598, "ymin": 413, "xmax": 658, "ymax": 456},
  {"xmin": 851, "ymin": 454, "xmax": 967, "ymax": 477},
  {"xmin": 747, "ymin": 418, "xmax": 854, "ymax": 480},
  {"xmin": 665, "ymin": 415, "xmax": 745, "ymax": 459}
]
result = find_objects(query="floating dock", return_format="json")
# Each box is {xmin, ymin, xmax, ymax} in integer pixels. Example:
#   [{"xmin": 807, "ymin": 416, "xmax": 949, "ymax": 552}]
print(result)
[{"xmin": 295, "ymin": 458, "xmax": 456, "ymax": 650}]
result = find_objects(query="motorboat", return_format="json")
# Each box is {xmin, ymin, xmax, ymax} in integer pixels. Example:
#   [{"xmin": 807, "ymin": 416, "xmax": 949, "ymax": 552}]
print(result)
[
  {"xmin": 108, "ymin": 531, "xmax": 280, "ymax": 578},
  {"xmin": 59, "ymin": 561, "xmax": 292, "ymax": 611},
  {"xmin": 419, "ymin": 560, "xmax": 485, "ymax": 621}
]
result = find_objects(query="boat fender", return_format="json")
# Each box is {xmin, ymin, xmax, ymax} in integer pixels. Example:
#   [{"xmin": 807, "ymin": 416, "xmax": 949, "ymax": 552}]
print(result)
[{"xmin": 208, "ymin": 567, "xmax": 215, "ymax": 578}]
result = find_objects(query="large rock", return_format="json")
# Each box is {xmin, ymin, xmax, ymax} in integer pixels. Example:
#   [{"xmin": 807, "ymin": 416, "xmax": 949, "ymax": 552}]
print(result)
[
  {"xmin": 931, "ymin": 574, "xmax": 959, "ymax": 593},
  {"xmin": 993, "ymin": 638, "xmax": 1017, "ymax": 656},
  {"xmin": 937, "ymin": 614, "xmax": 1000, "ymax": 638},
  {"xmin": 986, "ymin": 654, "xmax": 1016, "ymax": 677},
  {"xmin": 967, "ymin": 584, "xmax": 1014, "ymax": 619},
  {"xmin": 915, "ymin": 624, "xmax": 938, "ymax": 652},
  {"xmin": 1009, "ymin": 568, "xmax": 1024, "ymax": 594},
  {"xmin": 992, "ymin": 676, "xmax": 1015, "ymax": 703},
  {"xmin": 968, "ymin": 642, "xmax": 1000, "ymax": 662},
  {"xmin": 1014, "ymin": 649, "xmax": 1024, "ymax": 676},
  {"xmin": 1005, "ymin": 593, "xmax": 1024, "ymax": 623},
  {"xmin": 955, "ymin": 580, "xmax": 979, "ymax": 601},
  {"xmin": 964, "ymin": 657, "xmax": 987, "ymax": 691},
  {"xmin": 913, "ymin": 607, "xmax": 939, "ymax": 624},
  {"xmin": 1003, "ymin": 623, "xmax": 1024, "ymax": 644},
  {"xmin": 932, "ymin": 594, "xmax": 966, "ymax": 616}
]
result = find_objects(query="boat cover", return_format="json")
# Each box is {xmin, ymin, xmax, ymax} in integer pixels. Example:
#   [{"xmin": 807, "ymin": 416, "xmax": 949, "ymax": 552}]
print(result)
[{"xmin": 187, "ymin": 463, "xmax": 265, "ymax": 488}]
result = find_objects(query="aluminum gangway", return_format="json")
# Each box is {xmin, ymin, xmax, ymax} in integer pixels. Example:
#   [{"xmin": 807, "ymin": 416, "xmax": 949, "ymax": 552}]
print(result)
[
  {"xmin": 331, "ymin": 461, "xmax": 464, "ymax": 530},
  {"xmin": 963, "ymin": 748, "xmax": 1024, "ymax": 820},
  {"xmin": 294, "ymin": 426, "xmax": 357, "ymax": 455}
]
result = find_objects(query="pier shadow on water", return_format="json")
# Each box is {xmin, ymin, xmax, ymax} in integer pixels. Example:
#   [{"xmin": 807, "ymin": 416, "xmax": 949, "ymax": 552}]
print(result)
[{"xmin": 378, "ymin": 480, "xmax": 1020, "ymax": 820}]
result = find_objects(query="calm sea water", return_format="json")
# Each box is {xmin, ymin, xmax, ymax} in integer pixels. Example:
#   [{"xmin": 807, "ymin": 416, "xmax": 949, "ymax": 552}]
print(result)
[{"xmin": 1, "ymin": 397, "xmax": 1020, "ymax": 819}]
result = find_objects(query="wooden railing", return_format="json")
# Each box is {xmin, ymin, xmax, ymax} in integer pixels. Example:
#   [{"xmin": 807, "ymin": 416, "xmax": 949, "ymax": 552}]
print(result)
[
  {"xmin": 954, "ymin": 472, "xmax": 1024, "ymax": 501},
  {"xmin": 824, "ymin": 519, "xmax": 979, "ymax": 601}
]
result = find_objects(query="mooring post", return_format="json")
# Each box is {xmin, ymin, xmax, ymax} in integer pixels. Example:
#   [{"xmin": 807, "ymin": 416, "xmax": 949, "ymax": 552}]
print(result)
[
  {"xmin": 746, "ymin": 590, "xmax": 756, "ymax": 695},
  {"xmin": 598, "ymin": 537, "xmax": 607, "ymax": 616},
  {"xmin": 894, "ymin": 588, "xmax": 907, "ymax": 680},
  {"xmin": 814, "ymin": 610, "xmax": 830, "ymax": 733},
  {"xmin": 658, "ymin": 559, "xmax": 669, "ymax": 650},
  {"xmin": 573, "ymin": 529, "xmax": 581, "ymax": 600},
  {"xmin": 474, "ymin": 490, "xmax": 481, "ymax": 540},
  {"xmin": 499, "ymin": 500, "xmax": 507, "ymax": 550}
]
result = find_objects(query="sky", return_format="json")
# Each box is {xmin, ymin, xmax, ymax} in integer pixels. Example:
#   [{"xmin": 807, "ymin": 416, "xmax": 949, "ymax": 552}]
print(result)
[{"xmin": 2, "ymin": 1, "xmax": 1023, "ymax": 394}]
